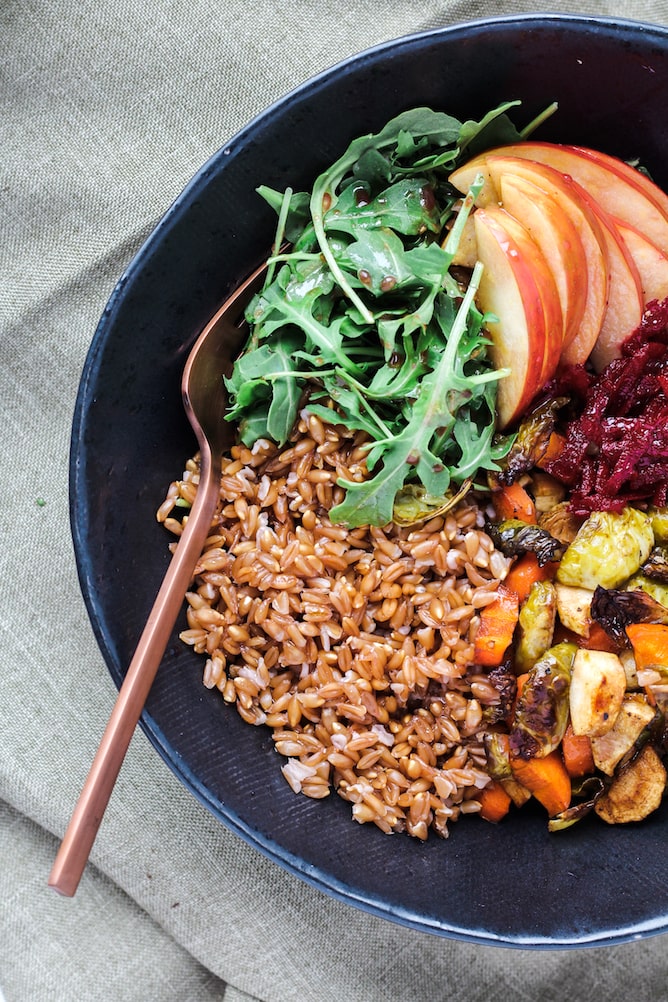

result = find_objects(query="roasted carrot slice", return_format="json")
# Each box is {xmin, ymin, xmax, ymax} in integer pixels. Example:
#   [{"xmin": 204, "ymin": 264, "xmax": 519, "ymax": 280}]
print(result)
[
  {"xmin": 473, "ymin": 584, "xmax": 519, "ymax": 666},
  {"xmin": 504, "ymin": 552, "xmax": 557, "ymax": 603},
  {"xmin": 626, "ymin": 623, "xmax": 668, "ymax": 670},
  {"xmin": 478, "ymin": 780, "xmax": 512, "ymax": 823},
  {"xmin": 509, "ymin": 749, "xmax": 572, "ymax": 817},
  {"xmin": 536, "ymin": 431, "xmax": 566, "ymax": 469},
  {"xmin": 561, "ymin": 724, "xmax": 595, "ymax": 778},
  {"xmin": 492, "ymin": 481, "xmax": 537, "ymax": 523}
]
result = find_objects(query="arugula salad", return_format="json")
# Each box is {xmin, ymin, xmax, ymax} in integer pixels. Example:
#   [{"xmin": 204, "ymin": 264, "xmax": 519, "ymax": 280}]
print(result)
[{"xmin": 224, "ymin": 102, "xmax": 544, "ymax": 527}]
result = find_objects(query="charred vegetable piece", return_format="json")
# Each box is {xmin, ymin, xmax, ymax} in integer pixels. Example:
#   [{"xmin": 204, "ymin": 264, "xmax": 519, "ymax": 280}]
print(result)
[
  {"xmin": 547, "ymin": 776, "xmax": 605, "ymax": 832},
  {"xmin": 392, "ymin": 479, "xmax": 472, "ymax": 527},
  {"xmin": 569, "ymin": 648, "xmax": 626, "ymax": 737},
  {"xmin": 481, "ymin": 662, "xmax": 517, "ymax": 724},
  {"xmin": 482, "ymin": 732, "xmax": 531, "ymax": 807},
  {"xmin": 484, "ymin": 731, "xmax": 513, "ymax": 781},
  {"xmin": 538, "ymin": 501, "xmax": 582, "ymax": 546},
  {"xmin": 640, "ymin": 546, "xmax": 668, "ymax": 583},
  {"xmin": 591, "ymin": 584, "xmax": 668, "ymax": 643},
  {"xmin": 509, "ymin": 642, "xmax": 576, "ymax": 759},
  {"xmin": 594, "ymin": 744, "xmax": 667, "ymax": 824},
  {"xmin": 487, "ymin": 519, "xmax": 565, "ymax": 566},
  {"xmin": 495, "ymin": 396, "xmax": 568, "ymax": 484},
  {"xmin": 556, "ymin": 507, "xmax": 654, "ymax": 591},
  {"xmin": 590, "ymin": 694, "xmax": 657, "ymax": 775},
  {"xmin": 515, "ymin": 580, "xmax": 557, "ymax": 674}
]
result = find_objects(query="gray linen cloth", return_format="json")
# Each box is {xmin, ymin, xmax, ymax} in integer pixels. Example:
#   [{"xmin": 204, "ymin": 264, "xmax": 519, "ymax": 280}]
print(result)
[{"xmin": 3, "ymin": 1, "xmax": 668, "ymax": 999}]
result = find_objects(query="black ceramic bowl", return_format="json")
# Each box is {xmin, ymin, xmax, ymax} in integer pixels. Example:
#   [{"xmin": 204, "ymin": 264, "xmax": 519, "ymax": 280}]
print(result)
[{"xmin": 71, "ymin": 14, "xmax": 668, "ymax": 947}]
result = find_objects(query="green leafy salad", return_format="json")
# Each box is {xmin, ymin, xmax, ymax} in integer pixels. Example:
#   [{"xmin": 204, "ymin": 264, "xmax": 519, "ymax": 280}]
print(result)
[{"xmin": 224, "ymin": 102, "xmax": 548, "ymax": 527}]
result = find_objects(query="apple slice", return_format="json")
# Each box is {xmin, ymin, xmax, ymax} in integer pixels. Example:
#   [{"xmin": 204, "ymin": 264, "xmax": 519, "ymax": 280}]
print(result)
[
  {"xmin": 473, "ymin": 205, "xmax": 562, "ymax": 428},
  {"xmin": 496, "ymin": 173, "xmax": 588, "ymax": 350},
  {"xmin": 486, "ymin": 156, "xmax": 608, "ymax": 367},
  {"xmin": 449, "ymin": 156, "xmax": 499, "ymax": 206},
  {"xmin": 585, "ymin": 208, "xmax": 644, "ymax": 371},
  {"xmin": 483, "ymin": 142, "xmax": 668, "ymax": 255},
  {"xmin": 570, "ymin": 145, "xmax": 668, "ymax": 224},
  {"xmin": 614, "ymin": 220, "xmax": 668, "ymax": 305}
]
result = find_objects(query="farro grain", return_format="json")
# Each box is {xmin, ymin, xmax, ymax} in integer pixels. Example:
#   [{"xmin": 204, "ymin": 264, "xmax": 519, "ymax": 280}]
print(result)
[{"xmin": 160, "ymin": 413, "xmax": 511, "ymax": 839}]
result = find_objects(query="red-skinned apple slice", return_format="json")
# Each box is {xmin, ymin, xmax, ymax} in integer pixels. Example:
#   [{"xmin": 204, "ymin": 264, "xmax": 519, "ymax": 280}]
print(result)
[
  {"xmin": 614, "ymin": 220, "xmax": 668, "ymax": 305},
  {"xmin": 496, "ymin": 173, "xmax": 588, "ymax": 350},
  {"xmin": 583, "ymin": 206, "xmax": 644, "ymax": 371},
  {"xmin": 485, "ymin": 156, "xmax": 608, "ymax": 367},
  {"xmin": 480, "ymin": 142, "xmax": 668, "ymax": 255},
  {"xmin": 473, "ymin": 205, "xmax": 562, "ymax": 428},
  {"xmin": 569, "ymin": 145, "xmax": 668, "ymax": 224}
]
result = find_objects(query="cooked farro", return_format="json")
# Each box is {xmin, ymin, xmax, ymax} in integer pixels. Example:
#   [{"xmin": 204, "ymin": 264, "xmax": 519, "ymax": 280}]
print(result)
[{"xmin": 158, "ymin": 408, "xmax": 511, "ymax": 839}]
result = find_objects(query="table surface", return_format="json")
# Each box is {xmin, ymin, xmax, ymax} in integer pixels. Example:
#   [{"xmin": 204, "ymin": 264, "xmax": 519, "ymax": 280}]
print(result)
[{"xmin": 3, "ymin": 1, "xmax": 668, "ymax": 999}]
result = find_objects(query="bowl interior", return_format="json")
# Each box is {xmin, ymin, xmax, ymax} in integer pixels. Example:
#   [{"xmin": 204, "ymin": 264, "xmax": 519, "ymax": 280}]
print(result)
[{"xmin": 71, "ymin": 15, "xmax": 668, "ymax": 947}]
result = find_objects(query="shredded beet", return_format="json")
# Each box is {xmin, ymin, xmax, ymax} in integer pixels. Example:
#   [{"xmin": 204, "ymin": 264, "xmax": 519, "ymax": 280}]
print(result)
[{"xmin": 542, "ymin": 298, "xmax": 668, "ymax": 515}]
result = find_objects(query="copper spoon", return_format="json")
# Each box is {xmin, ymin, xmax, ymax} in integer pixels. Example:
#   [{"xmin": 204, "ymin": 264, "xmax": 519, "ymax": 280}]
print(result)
[{"xmin": 48, "ymin": 260, "xmax": 266, "ymax": 896}]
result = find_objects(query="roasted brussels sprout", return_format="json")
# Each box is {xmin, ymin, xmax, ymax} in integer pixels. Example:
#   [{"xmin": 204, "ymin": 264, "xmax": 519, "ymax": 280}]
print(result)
[
  {"xmin": 556, "ymin": 508, "xmax": 654, "ymax": 591},
  {"xmin": 487, "ymin": 519, "xmax": 565, "ymax": 566},
  {"xmin": 625, "ymin": 573, "xmax": 668, "ymax": 608},
  {"xmin": 649, "ymin": 507, "xmax": 668, "ymax": 544},
  {"xmin": 515, "ymin": 580, "xmax": 557, "ymax": 673},
  {"xmin": 392, "ymin": 479, "xmax": 472, "ymax": 527},
  {"xmin": 538, "ymin": 501, "xmax": 583, "ymax": 546},
  {"xmin": 509, "ymin": 642, "xmax": 577, "ymax": 759},
  {"xmin": 482, "ymin": 732, "xmax": 532, "ymax": 807},
  {"xmin": 641, "ymin": 546, "xmax": 668, "ymax": 583},
  {"xmin": 481, "ymin": 662, "xmax": 517, "ymax": 725},
  {"xmin": 496, "ymin": 396, "xmax": 568, "ymax": 484}
]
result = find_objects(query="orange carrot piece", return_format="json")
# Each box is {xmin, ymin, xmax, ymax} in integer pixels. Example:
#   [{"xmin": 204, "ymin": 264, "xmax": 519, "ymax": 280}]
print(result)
[
  {"xmin": 504, "ymin": 553, "xmax": 557, "ymax": 603},
  {"xmin": 561, "ymin": 724, "xmax": 595, "ymax": 778},
  {"xmin": 473, "ymin": 584, "xmax": 520, "ymax": 666},
  {"xmin": 626, "ymin": 623, "xmax": 668, "ymax": 670},
  {"xmin": 492, "ymin": 481, "xmax": 537, "ymax": 523},
  {"xmin": 478, "ymin": 780, "xmax": 512, "ymax": 823},
  {"xmin": 509, "ymin": 749, "xmax": 572, "ymax": 817},
  {"xmin": 536, "ymin": 431, "xmax": 566, "ymax": 469}
]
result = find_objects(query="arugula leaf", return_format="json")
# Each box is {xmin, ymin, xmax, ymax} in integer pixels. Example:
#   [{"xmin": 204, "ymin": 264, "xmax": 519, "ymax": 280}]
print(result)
[
  {"xmin": 325, "ymin": 177, "xmax": 441, "ymax": 237},
  {"xmin": 344, "ymin": 229, "xmax": 414, "ymax": 295}
]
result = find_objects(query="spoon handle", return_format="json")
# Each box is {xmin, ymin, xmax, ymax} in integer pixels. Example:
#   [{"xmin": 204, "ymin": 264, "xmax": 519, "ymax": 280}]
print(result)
[{"xmin": 48, "ymin": 447, "xmax": 219, "ymax": 896}]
